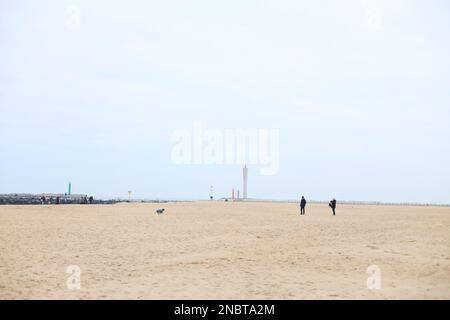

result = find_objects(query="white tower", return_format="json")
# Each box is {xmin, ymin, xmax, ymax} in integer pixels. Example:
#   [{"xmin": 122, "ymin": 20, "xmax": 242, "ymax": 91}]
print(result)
[{"xmin": 243, "ymin": 165, "xmax": 248, "ymax": 200}]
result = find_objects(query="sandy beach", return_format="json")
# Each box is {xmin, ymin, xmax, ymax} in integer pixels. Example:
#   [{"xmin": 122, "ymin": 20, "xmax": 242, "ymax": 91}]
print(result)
[{"xmin": 0, "ymin": 201, "xmax": 449, "ymax": 299}]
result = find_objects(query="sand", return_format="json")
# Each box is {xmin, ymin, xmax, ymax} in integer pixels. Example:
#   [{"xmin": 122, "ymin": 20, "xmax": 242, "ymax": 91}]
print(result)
[{"xmin": 0, "ymin": 201, "xmax": 449, "ymax": 299}]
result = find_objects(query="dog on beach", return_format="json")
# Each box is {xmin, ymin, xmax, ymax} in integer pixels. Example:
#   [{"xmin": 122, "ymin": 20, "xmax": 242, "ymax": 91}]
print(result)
[{"xmin": 156, "ymin": 208, "xmax": 165, "ymax": 215}]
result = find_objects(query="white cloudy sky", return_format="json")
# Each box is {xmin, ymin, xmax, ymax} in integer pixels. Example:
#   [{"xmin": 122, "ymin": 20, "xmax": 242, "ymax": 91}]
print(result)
[{"xmin": 1, "ymin": 0, "xmax": 449, "ymax": 203}]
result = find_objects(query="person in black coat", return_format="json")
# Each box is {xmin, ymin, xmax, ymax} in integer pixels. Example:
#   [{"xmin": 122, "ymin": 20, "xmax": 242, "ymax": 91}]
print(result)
[
  {"xmin": 329, "ymin": 198, "xmax": 337, "ymax": 216},
  {"xmin": 300, "ymin": 196, "xmax": 307, "ymax": 215}
]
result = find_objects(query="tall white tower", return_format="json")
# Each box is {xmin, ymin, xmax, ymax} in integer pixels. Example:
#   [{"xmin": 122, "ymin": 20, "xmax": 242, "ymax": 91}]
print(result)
[{"xmin": 243, "ymin": 165, "xmax": 248, "ymax": 200}]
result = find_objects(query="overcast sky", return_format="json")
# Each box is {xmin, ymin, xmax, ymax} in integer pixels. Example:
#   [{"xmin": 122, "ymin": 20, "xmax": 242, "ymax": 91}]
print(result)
[{"xmin": 1, "ymin": 0, "xmax": 449, "ymax": 203}]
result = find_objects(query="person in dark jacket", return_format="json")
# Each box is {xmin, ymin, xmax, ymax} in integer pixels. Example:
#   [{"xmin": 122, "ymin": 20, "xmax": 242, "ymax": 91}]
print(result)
[
  {"xmin": 329, "ymin": 198, "xmax": 337, "ymax": 216},
  {"xmin": 300, "ymin": 196, "xmax": 306, "ymax": 215}
]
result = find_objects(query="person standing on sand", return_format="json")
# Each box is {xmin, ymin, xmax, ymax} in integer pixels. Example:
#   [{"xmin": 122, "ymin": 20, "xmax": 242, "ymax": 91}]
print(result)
[
  {"xmin": 300, "ymin": 196, "xmax": 306, "ymax": 215},
  {"xmin": 329, "ymin": 198, "xmax": 337, "ymax": 216}
]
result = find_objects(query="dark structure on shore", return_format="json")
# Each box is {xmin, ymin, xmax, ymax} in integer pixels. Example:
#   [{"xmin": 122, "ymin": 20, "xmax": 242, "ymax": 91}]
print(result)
[{"xmin": 0, "ymin": 194, "xmax": 117, "ymax": 205}]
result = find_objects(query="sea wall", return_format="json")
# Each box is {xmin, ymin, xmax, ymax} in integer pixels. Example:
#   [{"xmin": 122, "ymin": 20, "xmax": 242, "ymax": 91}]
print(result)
[{"xmin": 0, "ymin": 194, "xmax": 117, "ymax": 205}]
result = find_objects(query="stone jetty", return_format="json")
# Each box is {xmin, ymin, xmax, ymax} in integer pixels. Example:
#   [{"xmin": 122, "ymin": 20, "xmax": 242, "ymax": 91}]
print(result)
[{"xmin": 0, "ymin": 194, "xmax": 117, "ymax": 205}]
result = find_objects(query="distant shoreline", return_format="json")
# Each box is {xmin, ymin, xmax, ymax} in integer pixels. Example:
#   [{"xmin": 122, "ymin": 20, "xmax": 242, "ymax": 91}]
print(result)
[{"xmin": 0, "ymin": 193, "xmax": 449, "ymax": 207}]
